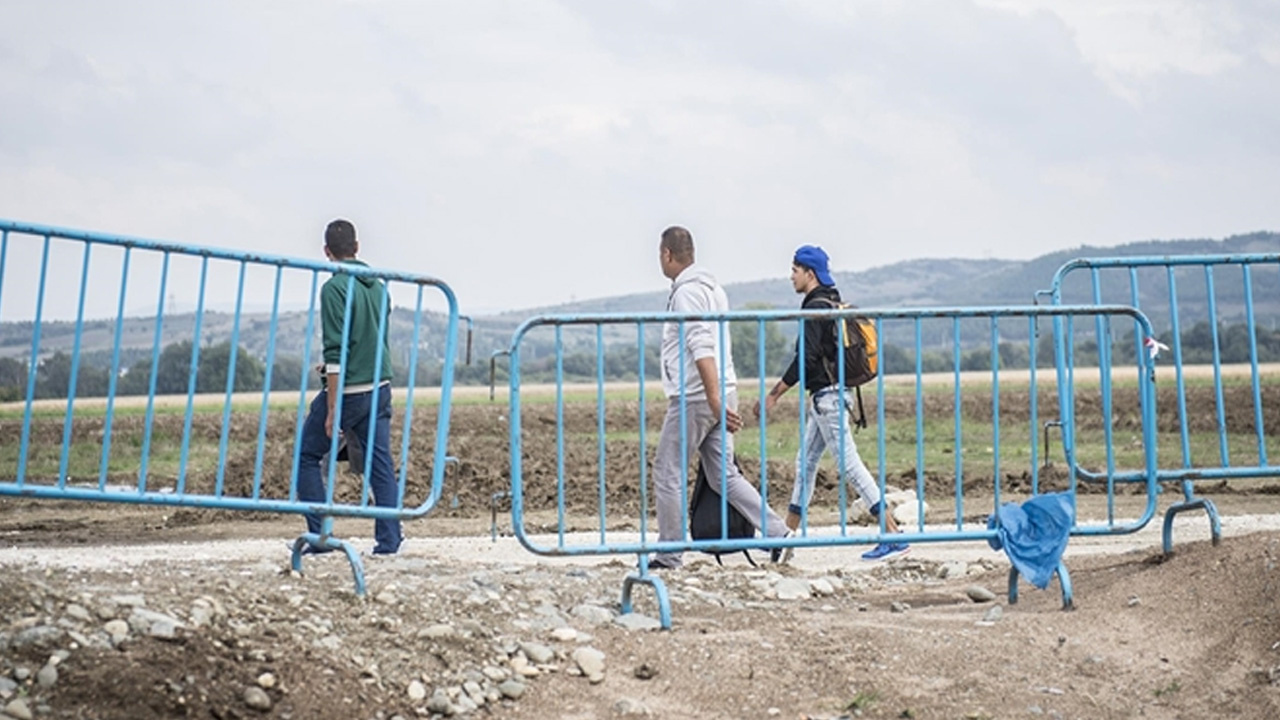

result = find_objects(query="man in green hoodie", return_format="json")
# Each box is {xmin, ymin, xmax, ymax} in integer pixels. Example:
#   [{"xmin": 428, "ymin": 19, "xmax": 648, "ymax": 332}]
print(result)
[{"xmin": 294, "ymin": 219, "xmax": 402, "ymax": 555}]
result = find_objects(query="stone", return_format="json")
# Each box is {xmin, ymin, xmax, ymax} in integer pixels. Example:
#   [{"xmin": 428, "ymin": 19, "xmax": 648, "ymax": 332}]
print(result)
[
  {"xmin": 550, "ymin": 627, "xmax": 577, "ymax": 642},
  {"xmin": 939, "ymin": 562, "xmax": 968, "ymax": 580},
  {"xmin": 256, "ymin": 673, "xmax": 277, "ymax": 689},
  {"xmin": 36, "ymin": 663, "xmax": 57, "ymax": 688},
  {"xmin": 1127, "ymin": 596, "xmax": 1141, "ymax": 607},
  {"xmin": 128, "ymin": 609, "xmax": 184, "ymax": 640},
  {"xmin": 10, "ymin": 626, "xmax": 62, "ymax": 650},
  {"xmin": 64, "ymin": 604, "xmax": 93, "ymax": 623},
  {"xmin": 482, "ymin": 666, "xmax": 508, "ymax": 682},
  {"xmin": 4, "ymin": 698, "xmax": 33, "ymax": 720},
  {"xmin": 109, "ymin": 594, "xmax": 146, "ymax": 608},
  {"xmin": 520, "ymin": 642, "xmax": 555, "ymax": 664},
  {"xmin": 966, "ymin": 585, "xmax": 997, "ymax": 603},
  {"xmin": 890, "ymin": 601, "xmax": 910, "ymax": 613},
  {"xmin": 614, "ymin": 614, "xmax": 662, "ymax": 631},
  {"xmin": 498, "ymin": 680, "xmax": 526, "ymax": 699},
  {"xmin": 633, "ymin": 663, "xmax": 659, "ymax": 680},
  {"xmin": 809, "ymin": 579, "xmax": 835, "ymax": 596},
  {"xmin": 775, "ymin": 579, "xmax": 811, "ymax": 601},
  {"xmin": 427, "ymin": 690, "xmax": 453, "ymax": 714},
  {"xmin": 243, "ymin": 686, "xmax": 272, "ymax": 712},
  {"xmin": 570, "ymin": 604, "xmax": 615, "ymax": 626},
  {"xmin": 614, "ymin": 697, "xmax": 651, "ymax": 716},
  {"xmin": 573, "ymin": 647, "xmax": 606, "ymax": 683},
  {"xmin": 0, "ymin": 676, "xmax": 16, "ymax": 699},
  {"xmin": 982, "ymin": 605, "xmax": 1004, "ymax": 623},
  {"xmin": 104, "ymin": 619, "xmax": 130, "ymax": 644},
  {"xmin": 454, "ymin": 693, "xmax": 478, "ymax": 713},
  {"xmin": 892, "ymin": 500, "xmax": 929, "ymax": 526},
  {"xmin": 419, "ymin": 624, "xmax": 456, "ymax": 639},
  {"xmin": 407, "ymin": 680, "xmax": 427, "ymax": 701},
  {"xmin": 12, "ymin": 669, "xmax": 29, "ymax": 682}
]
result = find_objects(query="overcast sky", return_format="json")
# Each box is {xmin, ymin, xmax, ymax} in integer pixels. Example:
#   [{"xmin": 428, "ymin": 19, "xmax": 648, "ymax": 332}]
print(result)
[{"xmin": 2, "ymin": 0, "xmax": 1278, "ymax": 320}]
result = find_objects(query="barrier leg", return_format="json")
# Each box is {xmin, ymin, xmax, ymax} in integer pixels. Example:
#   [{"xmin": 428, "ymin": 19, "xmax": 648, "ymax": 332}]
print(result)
[
  {"xmin": 1162, "ymin": 495, "xmax": 1222, "ymax": 555},
  {"xmin": 290, "ymin": 517, "xmax": 368, "ymax": 597},
  {"xmin": 620, "ymin": 559, "xmax": 672, "ymax": 630},
  {"xmin": 1006, "ymin": 561, "xmax": 1073, "ymax": 611}
]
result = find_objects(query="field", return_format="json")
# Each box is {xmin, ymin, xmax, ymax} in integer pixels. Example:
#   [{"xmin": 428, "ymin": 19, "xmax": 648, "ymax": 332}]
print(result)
[{"xmin": 1, "ymin": 368, "xmax": 1279, "ymax": 719}]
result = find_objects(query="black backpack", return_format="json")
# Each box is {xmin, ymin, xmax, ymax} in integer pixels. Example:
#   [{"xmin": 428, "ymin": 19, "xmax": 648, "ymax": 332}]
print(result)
[
  {"xmin": 815, "ymin": 298, "xmax": 878, "ymax": 430},
  {"xmin": 689, "ymin": 458, "xmax": 758, "ymax": 567}
]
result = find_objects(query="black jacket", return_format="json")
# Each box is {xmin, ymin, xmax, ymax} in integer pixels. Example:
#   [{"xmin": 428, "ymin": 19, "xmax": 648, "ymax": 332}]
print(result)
[{"xmin": 780, "ymin": 285, "xmax": 843, "ymax": 395}]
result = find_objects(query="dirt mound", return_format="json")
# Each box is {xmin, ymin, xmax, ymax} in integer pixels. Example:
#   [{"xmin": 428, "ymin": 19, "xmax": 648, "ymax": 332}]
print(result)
[{"xmin": 2, "ymin": 532, "xmax": 1278, "ymax": 719}]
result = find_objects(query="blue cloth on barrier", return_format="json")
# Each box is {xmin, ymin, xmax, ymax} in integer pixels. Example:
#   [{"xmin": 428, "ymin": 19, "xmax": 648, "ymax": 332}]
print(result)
[{"xmin": 986, "ymin": 493, "xmax": 1073, "ymax": 589}]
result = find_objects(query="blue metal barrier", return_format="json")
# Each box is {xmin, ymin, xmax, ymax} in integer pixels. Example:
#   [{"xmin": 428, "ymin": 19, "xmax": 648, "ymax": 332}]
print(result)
[
  {"xmin": 0, "ymin": 219, "xmax": 460, "ymax": 595},
  {"xmin": 1040, "ymin": 254, "xmax": 1280, "ymax": 553},
  {"xmin": 505, "ymin": 304, "xmax": 1161, "ymax": 627}
]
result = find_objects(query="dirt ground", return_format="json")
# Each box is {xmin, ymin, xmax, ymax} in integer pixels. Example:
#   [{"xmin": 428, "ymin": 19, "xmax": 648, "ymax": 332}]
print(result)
[{"xmin": 2, "ymin": 385, "xmax": 1280, "ymax": 719}]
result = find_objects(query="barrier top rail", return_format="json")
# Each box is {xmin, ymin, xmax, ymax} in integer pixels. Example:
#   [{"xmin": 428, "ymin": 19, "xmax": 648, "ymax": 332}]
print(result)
[{"xmin": 1044, "ymin": 252, "xmax": 1280, "ymax": 298}]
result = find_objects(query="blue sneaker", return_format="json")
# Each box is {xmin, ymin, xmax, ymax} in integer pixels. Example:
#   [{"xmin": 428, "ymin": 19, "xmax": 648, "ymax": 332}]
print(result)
[{"xmin": 861, "ymin": 542, "xmax": 909, "ymax": 562}]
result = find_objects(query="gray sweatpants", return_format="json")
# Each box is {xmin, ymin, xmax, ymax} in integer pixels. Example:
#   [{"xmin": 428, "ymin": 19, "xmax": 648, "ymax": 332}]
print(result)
[{"xmin": 654, "ymin": 391, "xmax": 787, "ymax": 567}]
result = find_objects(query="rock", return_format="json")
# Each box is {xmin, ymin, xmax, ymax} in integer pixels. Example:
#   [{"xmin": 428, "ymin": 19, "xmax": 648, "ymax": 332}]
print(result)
[
  {"xmin": 573, "ymin": 647, "xmax": 606, "ymax": 683},
  {"xmin": 890, "ymin": 601, "xmax": 910, "ymax": 613},
  {"xmin": 510, "ymin": 656, "xmax": 540, "ymax": 677},
  {"xmin": 550, "ymin": 627, "xmax": 577, "ymax": 642},
  {"xmin": 613, "ymin": 614, "xmax": 662, "ymax": 631},
  {"xmin": 809, "ymin": 579, "xmax": 835, "ymax": 596},
  {"xmin": 892, "ymin": 500, "xmax": 929, "ymax": 526},
  {"xmin": 36, "ymin": 663, "xmax": 57, "ymax": 688},
  {"xmin": 520, "ymin": 642, "xmax": 555, "ymax": 664},
  {"xmin": 570, "ymin": 604, "xmax": 615, "ymax": 626},
  {"xmin": 939, "ymin": 562, "xmax": 968, "ymax": 579},
  {"xmin": 463, "ymin": 681, "xmax": 486, "ymax": 705},
  {"xmin": 243, "ymin": 686, "xmax": 272, "ymax": 712},
  {"xmin": 103, "ymin": 619, "xmax": 130, "ymax": 644},
  {"xmin": 1127, "ymin": 596, "xmax": 1141, "ymax": 607},
  {"xmin": 966, "ymin": 585, "xmax": 997, "ymax": 603},
  {"xmin": 10, "ymin": 626, "xmax": 62, "ymax": 650},
  {"xmin": 982, "ymin": 605, "xmax": 1004, "ymax": 623},
  {"xmin": 454, "ymin": 693, "xmax": 478, "ymax": 713},
  {"xmin": 12, "ymin": 669, "xmax": 30, "ymax": 682},
  {"xmin": 498, "ymin": 680, "xmax": 526, "ymax": 699},
  {"xmin": 419, "ymin": 624, "xmax": 456, "ymax": 639},
  {"xmin": 407, "ymin": 680, "xmax": 427, "ymax": 701},
  {"xmin": 109, "ymin": 594, "xmax": 146, "ymax": 608},
  {"xmin": 0, "ymin": 676, "xmax": 16, "ymax": 699},
  {"xmin": 482, "ymin": 666, "xmax": 508, "ymax": 682},
  {"xmin": 614, "ymin": 697, "xmax": 651, "ymax": 716},
  {"xmin": 427, "ymin": 689, "xmax": 453, "ymax": 714},
  {"xmin": 256, "ymin": 673, "xmax": 277, "ymax": 689},
  {"xmin": 375, "ymin": 589, "xmax": 399, "ymax": 605},
  {"xmin": 4, "ymin": 697, "xmax": 33, "ymax": 720},
  {"xmin": 64, "ymin": 603, "xmax": 93, "ymax": 623},
  {"xmin": 633, "ymin": 663, "xmax": 659, "ymax": 680},
  {"xmin": 128, "ymin": 609, "xmax": 184, "ymax": 640},
  {"xmin": 775, "ymin": 578, "xmax": 811, "ymax": 601}
]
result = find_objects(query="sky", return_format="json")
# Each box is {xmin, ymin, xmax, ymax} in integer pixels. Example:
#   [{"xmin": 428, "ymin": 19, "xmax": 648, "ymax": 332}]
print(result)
[{"xmin": 1, "ymin": 0, "xmax": 1278, "ymax": 320}]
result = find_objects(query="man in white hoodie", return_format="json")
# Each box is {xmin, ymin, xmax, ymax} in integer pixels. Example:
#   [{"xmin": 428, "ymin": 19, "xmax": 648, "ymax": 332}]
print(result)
[{"xmin": 651, "ymin": 226, "xmax": 789, "ymax": 569}]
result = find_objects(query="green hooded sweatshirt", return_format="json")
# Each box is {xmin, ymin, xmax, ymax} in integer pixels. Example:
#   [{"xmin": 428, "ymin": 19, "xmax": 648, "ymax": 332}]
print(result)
[{"xmin": 321, "ymin": 259, "xmax": 394, "ymax": 389}]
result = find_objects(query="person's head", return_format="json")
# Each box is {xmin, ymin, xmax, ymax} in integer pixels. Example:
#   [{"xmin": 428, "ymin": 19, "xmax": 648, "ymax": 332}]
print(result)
[
  {"xmin": 659, "ymin": 225, "xmax": 695, "ymax": 280},
  {"xmin": 324, "ymin": 219, "xmax": 359, "ymax": 260},
  {"xmin": 791, "ymin": 245, "xmax": 834, "ymax": 294}
]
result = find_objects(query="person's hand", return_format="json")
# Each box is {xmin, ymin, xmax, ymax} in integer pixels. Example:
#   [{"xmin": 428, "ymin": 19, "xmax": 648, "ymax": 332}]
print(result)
[
  {"xmin": 722, "ymin": 406, "xmax": 743, "ymax": 434},
  {"xmin": 753, "ymin": 394, "xmax": 778, "ymax": 421},
  {"xmin": 324, "ymin": 413, "xmax": 334, "ymax": 438}
]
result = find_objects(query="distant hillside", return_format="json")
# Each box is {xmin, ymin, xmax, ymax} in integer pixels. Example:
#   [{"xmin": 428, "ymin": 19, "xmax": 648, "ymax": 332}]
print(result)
[{"xmin": 2, "ymin": 232, "xmax": 1276, "ymax": 373}]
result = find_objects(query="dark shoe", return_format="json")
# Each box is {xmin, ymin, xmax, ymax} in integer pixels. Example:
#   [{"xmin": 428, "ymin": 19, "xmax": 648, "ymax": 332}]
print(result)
[
  {"xmin": 770, "ymin": 531, "xmax": 795, "ymax": 564},
  {"xmin": 641, "ymin": 556, "xmax": 680, "ymax": 571}
]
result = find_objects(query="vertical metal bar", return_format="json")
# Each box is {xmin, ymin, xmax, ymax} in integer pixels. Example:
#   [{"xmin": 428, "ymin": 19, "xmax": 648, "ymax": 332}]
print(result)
[
  {"xmin": 137, "ymin": 251, "xmax": 171, "ymax": 493},
  {"xmin": 596, "ymin": 324, "xmax": 607, "ymax": 545},
  {"xmin": 1242, "ymin": 265, "xmax": 1267, "ymax": 465},
  {"xmin": 509, "ymin": 334, "xmax": 525, "ymax": 540},
  {"xmin": 16, "ymin": 235, "xmax": 52, "ymax": 487},
  {"xmin": 176, "ymin": 257, "xmax": 210, "ymax": 495},
  {"xmin": 757, "ymin": 318, "xmax": 769, "ymax": 525},
  {"xmin": 99, "ymin": 247, "xmax": 131, "ymax": 490},
  {"xmin": 835, "ymin": 310, "xmax": 849, "ymax": 533},
  {"xmin": 953, "ymin": 317, "xmax": 964, "ymax": 528},
  {"xmin": 1092, "ymin": 269, "xmax": 1116, "ymax": 524},
  {"xmin": 913, "ymin": 317, "xmax": 924, "ymax": 531},
  {"xmin": 324, "ymin": 275, "xmax": 356, "ymax": 508},
  {"xmin": 717, "ymin": 320, "xmax": 729, "ymax": 541},
  {"xmin": 56, "ymin": 241, "xmax": 94, "ymax": 489},
  {"xmin": 288, "ymin": 272, "xmax": 320, "ymax": 502},
  {"xmin": 639, "ymin": 321, "xmax": 650, "ymax": 546},
  {"xmin": 215, "ymin": 261, "xmax": 248, "ymax": 498},
  {"xmin": 875, "ymin": 318, "xmax": 887, "ymax": 529},
  {"xmin": 1027, "ymin": 315, "xmax": 1039, "ymax": 496},
  {"xmin": 1166, "ymin": 266, "xmax": 1191, "ymax": 467},
  {"xmin": 555, "ymin": 324, "xmax": 566, "ymax": 549},
  {"xmin": 1204, "ymin": 266, "xmax": 1229, "ymax": 465},
  {"xmin": 252, "ymin": 265, "xmax": 285, "ymax": 499},
  {"xmin": 676, "ymin": 320, "xmax": 686, "ymax": 543},
  {"xmin": 360, "ymin": 277, "xmax": 391, "ymax": 503},
  {"xmin": 395, "ymin": 285, "xmax": 425, "ymax": 505},
  {"xmin": 797, "ymin": 317, "xmax": 808, "ymax": 534},
  {"xmin": 990, "ymin": 317, "xmax": 1001, "ymax": 513}
]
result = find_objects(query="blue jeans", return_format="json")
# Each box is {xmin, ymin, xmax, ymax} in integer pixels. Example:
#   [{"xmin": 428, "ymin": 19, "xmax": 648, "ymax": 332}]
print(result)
[
  {"xmin": 295, "ymin": 384, "xmax": 402, "ymax": 554},
  {"xmin": 790, "ymin": 387, "xmax": 882, "ymax": 518}
]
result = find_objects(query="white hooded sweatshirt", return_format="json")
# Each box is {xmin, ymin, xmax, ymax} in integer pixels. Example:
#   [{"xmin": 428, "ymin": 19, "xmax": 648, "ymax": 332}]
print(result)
[{"xmin": 661, "ymin": 263, "xmax": 737, "ymax": 400}]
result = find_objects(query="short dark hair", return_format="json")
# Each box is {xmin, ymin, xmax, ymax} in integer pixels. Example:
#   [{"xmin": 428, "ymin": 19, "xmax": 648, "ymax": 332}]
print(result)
[
  {"xmin": 325, "ymin": 219, "xmax": 357, "ymax": 258},
  {"xmin": 660, "ymin": 226, "xmax": 694, "ymax": 264}
]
